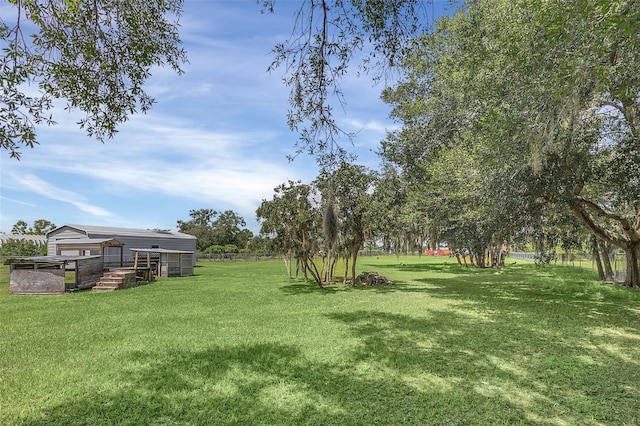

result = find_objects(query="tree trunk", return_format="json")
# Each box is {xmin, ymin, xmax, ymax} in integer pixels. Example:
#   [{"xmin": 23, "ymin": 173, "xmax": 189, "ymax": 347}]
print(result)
[
  {"xmin": 343, "ymin": 256, "xmax": 350, "ymax": 284},
  {"xmin": 569, "ymin": 196, "xmax": 640, "ymax": 286},
  {"xmin": 598, "ymin": 240, "xmax": 614, "ymax": 281},
  {"xmin": 351, "ymin": 245, "xmax": 359, "ymax": 284},
  {"xmin": 468, "ymin": 251, "xmax": 476, "ymax": 267},
  {"xmin": 283, "ymin": 252, "xmax": 292, "ymax": 279},
  {"xmin": 623, "ymin": 246, "xmax": 640, "ymax": 287},
  {"xmin": 489, "ymin": 247, "xmax": 505, "ymax": 268},
  {"xmin": 592, "ymin": 236, "xmax": 605, "ymax": 281},
  {"xmin": 303, "ymin": 256, "xmax": 324, "ymax": 288},
  {"xmin": 330, "ymin": 255, "xmax": 337, "ymax": 283}
]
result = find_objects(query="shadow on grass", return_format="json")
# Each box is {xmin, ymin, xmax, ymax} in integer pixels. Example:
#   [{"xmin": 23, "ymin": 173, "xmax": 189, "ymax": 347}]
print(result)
[
  {"xmin": 278, "ymin": 281, "xmax": 344, "ymax": 295},
  {"xmin": 279, "ymin": 280, "xmax": 417, "ymax": 295},
  {"xmin": 324, "ymin": 305, "xmax": 640, "ymax": 424},
  {"xmin": 28, "ymin": 313, "xmax": 640, "ymax": 424},
  {"xmin": 365, "ymin": 260, "xmax": 480, "ymax": 274},
  {"xmin": 277, "ymin": 259, "xmax": 478, "ymax": 296},
  {"xmin": 23, "ymin": 341, "xmax": 527, "ymax": 425},
  {"xmin": 24, "ymin": 263, "xmax": 640, "ymax": 425}
]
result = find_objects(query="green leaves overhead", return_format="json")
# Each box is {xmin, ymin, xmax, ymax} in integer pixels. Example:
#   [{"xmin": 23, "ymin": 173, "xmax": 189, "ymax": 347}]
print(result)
[
  {"xmin": 1, "ymin": 0, "xmax": 187, "ymax": 158},
  {"xmin": 267, "ymin": 0, "xmax": 429, "ymax": 167}
]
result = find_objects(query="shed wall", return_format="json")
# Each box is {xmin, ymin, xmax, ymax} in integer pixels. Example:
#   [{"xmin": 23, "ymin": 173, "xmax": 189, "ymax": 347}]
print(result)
[
  {"xmin": 47, "ymin": 228, "xmax": 86, "ymax": 255},
  {"xmin": 10, "ymin": 269, "xmax": 65, "ymax": 294},
  {"xmin": 181, "ymin": 254, "xmax": 194, "ymax": 276},
  {"xmin": 77, "ymin": 256, "xmax": 105, "ymax": 288},
  {"xmin": 158, "ymin": 253, "xmax": 194, "ymax": 277}
]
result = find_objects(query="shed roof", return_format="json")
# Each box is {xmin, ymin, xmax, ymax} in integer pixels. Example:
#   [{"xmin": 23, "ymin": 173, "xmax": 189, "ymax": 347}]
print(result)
[
  {"xmin": 4, "ymin": 255, "xmax": 102, "ymax": 265},
  {"xmin": 130, "ymin": 248, "xmax": 194, "ymax": 254},
  {"xmin": 47, "ymin": 224, "xmax": 196, "ymax": 240},
  {"xmin": 55, "ymin": 238, "xmax": 124, "ymax": 247}
]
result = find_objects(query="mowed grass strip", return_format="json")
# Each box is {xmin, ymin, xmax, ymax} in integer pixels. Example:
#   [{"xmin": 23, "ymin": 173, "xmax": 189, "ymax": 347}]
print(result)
[{"xmin": 1, "ymin": 257, "xmax": 639, "ymax": 425}]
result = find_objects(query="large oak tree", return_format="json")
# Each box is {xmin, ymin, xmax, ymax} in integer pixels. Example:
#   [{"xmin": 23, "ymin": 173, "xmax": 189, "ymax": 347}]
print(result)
[{"xmin": 382, "ymin": 0, "xmax": 640, "ymax": 284}]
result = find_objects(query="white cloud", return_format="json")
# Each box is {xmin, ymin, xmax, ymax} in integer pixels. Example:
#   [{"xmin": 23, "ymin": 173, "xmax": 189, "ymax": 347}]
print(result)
[
  {"xmin": 343, "ymin": 118, "xmax": 398, "ymax": 135},
  {"xmin": 4, "ymin": 114, "xmax": 307, "ymax": 224},
  {"xmin": 0, "ymin": 196, "xmax": 37, "ymax": 208},
  {"xmin": 12, "ymin": 174, "xmax": 117, "ymax": 219}
]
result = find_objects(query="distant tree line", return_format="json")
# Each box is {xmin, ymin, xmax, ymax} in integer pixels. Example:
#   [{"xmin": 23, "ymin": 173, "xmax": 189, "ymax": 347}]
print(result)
[
  {"xmin": 0, "ymin": 219, "xmax": 55, "ymax": 257},
  {"xmin": 176, "ymin": 209, "xmax": 255, "ymax": 256}
]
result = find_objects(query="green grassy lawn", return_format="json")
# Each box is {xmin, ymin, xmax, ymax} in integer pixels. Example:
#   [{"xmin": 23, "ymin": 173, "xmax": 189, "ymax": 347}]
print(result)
[{"xmin": 1, "ymin": 257, "xmax": 639, "ymax": 425}]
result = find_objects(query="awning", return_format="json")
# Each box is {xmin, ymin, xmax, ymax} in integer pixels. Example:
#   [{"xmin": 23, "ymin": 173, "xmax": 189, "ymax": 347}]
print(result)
[{"xmin": 54, "ymin": 238, "xmax": 124, "ymax": 266}]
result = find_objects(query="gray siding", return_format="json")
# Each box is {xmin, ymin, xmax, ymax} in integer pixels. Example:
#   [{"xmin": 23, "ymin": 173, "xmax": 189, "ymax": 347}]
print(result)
[
  {"xmin": 47, "ymin": 225, "xmax": 197, "ymax": 266},
  {"xmin": 47, "ymin": 227, "xmax": 87, "ymax": 255}
]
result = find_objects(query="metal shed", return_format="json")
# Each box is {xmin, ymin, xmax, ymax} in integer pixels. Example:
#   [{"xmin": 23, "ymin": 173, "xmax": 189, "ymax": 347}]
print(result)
[
  {"xmin": 130, "ymin": 248, "xmax": 194, "ymax": 277},
  {"xmin": 5, "ymin": 255, "xmax": 104, "ymax": 294},
  {"xmin": 46, "ymin": 225, "xmax": 197, "ymax": 267}
]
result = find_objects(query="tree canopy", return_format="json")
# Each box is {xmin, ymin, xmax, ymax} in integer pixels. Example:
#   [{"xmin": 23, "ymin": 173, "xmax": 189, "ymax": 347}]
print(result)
[
  {"xmin": 256, "ymin": 180, "xmax": 319, "ymax": 280},
  {"xmin": 1, "ymin": 0, "xmax": 186, "ymax": 158},
  {"xmin": 264, "ymin": 0, "xmax": 431, "ymax": 167},
  {"xmin": 11, "ymin": 218, "xmax": 55, "ymax": 234},
  {"xmin": 381, "ymin": 0, "xmax": 640, "ymax": 284},
  {"xmin": 0, "ymin": 218, "xmax": 53, "ymax": 256},
  {"xmin": 177, "ymin": 209, "xmax": 251, "ymax": 252}
]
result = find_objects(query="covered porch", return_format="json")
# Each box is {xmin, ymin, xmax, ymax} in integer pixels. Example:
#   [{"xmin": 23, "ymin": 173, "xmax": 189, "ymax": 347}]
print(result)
[{"xmin": 54, "ymin": 238, "xmax": 124, "ymax": 266}]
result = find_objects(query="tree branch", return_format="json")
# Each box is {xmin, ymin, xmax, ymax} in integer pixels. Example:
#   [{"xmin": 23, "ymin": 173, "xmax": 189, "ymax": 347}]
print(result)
[{"xmin": 571, "ymin": 195, "xmax": 640, "ymax": 246}]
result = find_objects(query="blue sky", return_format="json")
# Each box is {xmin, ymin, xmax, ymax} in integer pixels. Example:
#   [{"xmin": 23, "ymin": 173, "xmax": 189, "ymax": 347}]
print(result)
[{"xmin": 0, "ymin": 1, "xmax": 456, "ymax": 234}]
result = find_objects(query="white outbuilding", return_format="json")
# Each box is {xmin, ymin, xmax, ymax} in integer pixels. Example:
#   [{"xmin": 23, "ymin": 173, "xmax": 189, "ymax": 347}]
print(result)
[{"xmin": 46, "ymin": 224, "xmax": 197, "ymax": 267}]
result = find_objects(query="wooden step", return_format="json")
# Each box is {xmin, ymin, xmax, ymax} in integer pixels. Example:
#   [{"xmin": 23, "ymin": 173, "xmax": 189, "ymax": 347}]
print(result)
[
  {"xmin": 97, "ymin": 277, "xmax": 124, "ymax": 284},
  {"xmin": 92, "ymin": 285, "xmax": 119, "ymax": 292},
  {"xmin": 102, "ymin": 272, "xmax": 131, "ymax": 278},
  {"xmin": 92, "ymin": 269, "xmax": 148, "ymax": 292}
]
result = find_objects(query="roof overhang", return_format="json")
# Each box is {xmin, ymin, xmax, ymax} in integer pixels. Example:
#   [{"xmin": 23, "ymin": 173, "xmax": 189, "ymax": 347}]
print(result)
[
  {"xmin": 129, "ymin": 248, "xmax": 194, "ymax": 254},
  {"xmin": 4, "ymin": 255, "xmax": 102, "ymax": 265},
  {"xmin": 55, "ymin": 238, "xmax": 124, "ymax": 249}
]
